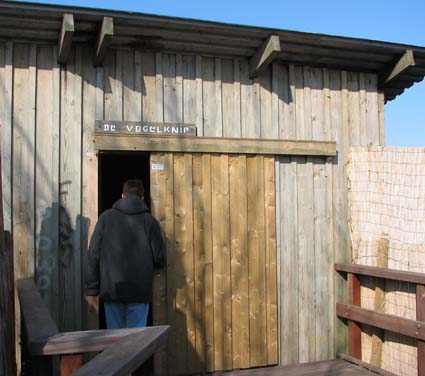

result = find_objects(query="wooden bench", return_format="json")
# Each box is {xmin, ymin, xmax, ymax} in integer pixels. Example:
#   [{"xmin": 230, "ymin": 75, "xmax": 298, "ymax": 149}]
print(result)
[{"xmin": 17, "ymin": 278, "xmax": 169, "ymax": 375}]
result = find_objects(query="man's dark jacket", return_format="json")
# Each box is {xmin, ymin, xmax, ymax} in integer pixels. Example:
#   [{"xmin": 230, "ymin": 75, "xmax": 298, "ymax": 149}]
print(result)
[{"xmin": 86, "ymin": 195, "xmax": 165, "ymax": 303}]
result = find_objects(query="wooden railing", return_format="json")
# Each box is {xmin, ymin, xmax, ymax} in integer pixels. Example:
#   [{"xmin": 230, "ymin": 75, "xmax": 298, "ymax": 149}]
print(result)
[
  {"xmin": 335, "ymin": 263, "xmax": 425, "ymax": 376},
  {"xmin": 18, "ymin": 278, "xmax": 170, "ymax": 375}
]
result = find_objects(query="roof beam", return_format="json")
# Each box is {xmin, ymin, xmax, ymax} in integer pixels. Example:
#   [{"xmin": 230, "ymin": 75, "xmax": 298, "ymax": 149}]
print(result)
[
  {"xmin": 384, "ymin": 50, "xmax": 415, "ymax": 84},
  {"xmin": 58, "ymin": 13, "xmax": 74, "ymax": 65},
  {"xmin": 94, "ymin": 16, "xmax": 113, "ymax": 66},
  {"xmin": 249, "ymin": 34, "xmax": 280, "ymax": 78}
]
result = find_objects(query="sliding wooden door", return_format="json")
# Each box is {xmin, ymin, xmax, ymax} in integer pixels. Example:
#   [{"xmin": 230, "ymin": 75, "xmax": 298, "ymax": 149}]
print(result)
[{"xmin": 150, "ymin": 152, "xmax": 277, "ymax": 376}]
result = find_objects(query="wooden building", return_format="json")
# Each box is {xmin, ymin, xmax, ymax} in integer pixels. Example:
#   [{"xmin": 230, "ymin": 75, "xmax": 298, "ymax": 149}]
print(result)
[{"xmin": 1, "ymin": 1, "xmax": 425, "ymax": 375}]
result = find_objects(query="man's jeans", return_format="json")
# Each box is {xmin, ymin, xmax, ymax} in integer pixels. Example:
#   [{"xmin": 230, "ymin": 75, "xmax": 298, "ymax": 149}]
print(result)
[{"xmin": 104, "ymin": 302, "xmax": 149, "ymax": 329}]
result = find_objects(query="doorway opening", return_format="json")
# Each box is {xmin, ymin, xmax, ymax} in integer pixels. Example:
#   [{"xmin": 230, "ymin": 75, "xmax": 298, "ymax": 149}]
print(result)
[
  {"xmin": 98, "ymin": 151, "xmax": 151, "ymax": 214},
  {"xmin": 97, "ymin": 151, "xmax": 152, "ymax": 330}
]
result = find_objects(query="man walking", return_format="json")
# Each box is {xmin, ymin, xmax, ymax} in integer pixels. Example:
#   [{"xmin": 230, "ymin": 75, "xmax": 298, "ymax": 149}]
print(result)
[{"xmin": 86, "ymin": 179, "xmax": 165, "ymax": 329}]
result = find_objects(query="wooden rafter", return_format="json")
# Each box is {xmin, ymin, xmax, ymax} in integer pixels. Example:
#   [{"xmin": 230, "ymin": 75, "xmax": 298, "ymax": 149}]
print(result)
[
  {"xmin": 94, "ymin": 16, "xmax": 114, "ymax": 66},
  {"xmin": 384, "ymin": 50, "xmax": 415, "ymax": 84},
  {"xmin": 249, "ymin": 34, "xmax": 280, "ymax": 78},
  {"xmin": 58, "ymin": 13, "xmax": 74, "ymax": 65}
]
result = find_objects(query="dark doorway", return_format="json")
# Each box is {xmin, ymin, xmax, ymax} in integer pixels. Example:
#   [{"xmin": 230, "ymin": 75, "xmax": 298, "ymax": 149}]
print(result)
[
  {"xmin": 98, "ymin": 151, "xmax": 151, "ymax": 214},
  {"xmin": 97, "ymin": 151, "xmax": 153, "ymax": 332}
]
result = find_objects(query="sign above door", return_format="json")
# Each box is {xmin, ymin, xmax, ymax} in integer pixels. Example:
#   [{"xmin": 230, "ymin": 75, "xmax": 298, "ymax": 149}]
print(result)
[{"xmin": 95, "ymin": 120, "xmax": 197, "ymax": 136}]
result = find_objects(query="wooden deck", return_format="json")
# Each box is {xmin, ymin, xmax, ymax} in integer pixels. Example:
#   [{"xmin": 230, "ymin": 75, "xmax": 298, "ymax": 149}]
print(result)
[{"xmin": 200, "ymin": 359, "xmax": 384, "ymax": 376}]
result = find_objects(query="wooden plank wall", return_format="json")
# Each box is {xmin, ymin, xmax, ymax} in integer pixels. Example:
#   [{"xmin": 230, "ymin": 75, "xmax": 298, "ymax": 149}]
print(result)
[{"xmin": 0, "ymin": 42, "xmax": 382, "ymax": 367}]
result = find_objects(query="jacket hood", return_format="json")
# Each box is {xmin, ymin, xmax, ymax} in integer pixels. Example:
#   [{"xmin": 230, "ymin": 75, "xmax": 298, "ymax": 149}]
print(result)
[{"xmin": 112, "ymin": 195, "xmax": 149, "ymax": 215}]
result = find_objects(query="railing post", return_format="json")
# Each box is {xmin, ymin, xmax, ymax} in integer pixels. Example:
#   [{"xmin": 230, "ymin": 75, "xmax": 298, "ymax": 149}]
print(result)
[
  {"xmin": 348, "ymin": 272, "xmax": 362, "ymax": 359},
  {"xmin": 417, "ymin": 284, "xmax": 425, "ymax": 376},
  {"xmin": 60, "ymin": 354, "xmax": 83, "ymax": 376}
]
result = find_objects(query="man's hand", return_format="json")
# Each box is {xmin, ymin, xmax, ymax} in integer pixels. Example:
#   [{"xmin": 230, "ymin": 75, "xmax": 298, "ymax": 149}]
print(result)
[{"xmin": 86, "ymin": 295, "xmax": 99, "ymax": 313}]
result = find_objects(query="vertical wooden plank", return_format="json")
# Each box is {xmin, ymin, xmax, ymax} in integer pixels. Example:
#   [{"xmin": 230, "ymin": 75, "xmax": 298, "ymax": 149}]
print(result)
[
  {"xmin": 203, "ymin": 57, "xmax": 222, "ymax": 137},
  {"xmin": 222, "ymin": 59, "xmax": 241, "ymax": 138},
  {"xmin": 0, "ymin": 42, "xmax": 13, "ymax": 234},
  {"xmin": 13, "ymin": 43, "xmax": 37, "ymax": 373},
  {"xmin": 348, "ymin": 273, "xmax": 362, "ymax": 359},
  {"xmin": 276, "ymin": 63, "xmax": 291, "ymax": 139},
  {"xmin": 279, "ymin": 154, "xmax": 299, "ymax": 365},
  {"xmin": 35, "ymin": 45, "xmax": 60, "ymax": 324},
  {"xmin": 183, "ymin": 55, "xmax": 196, "ymax": 126},
  {"xmin": 417, "ymin": 284, "xmax": 425, "ymax": 376},
  {"xmin": 195, "ymin": 55, "xmax": 204, "ymax": 136},
  {"xmin": 323, "ymin": 68, "xmax": 335, "ymax": 360},
  {"xmin": 212, "ymin": 154, "xmax": 232, "ymax": 371},
  {"xmin": 311, "ymin": 67, "xmax": 333, "ymax": 361},
  {"xmin": 13, "ymin": 43, "xmax": 37, "ymax": 279},
  {"xmin": 104, "ymin": 49, "xmax": 122, "ymax": 121},
  {"xmin": 259, "ymin": 66, "xmax": 276, "ymax": 139},
  {"xmin": 59, "ymin": 46, "xmax": 83, "ymax": 332},
  {"xmin": 167, "ymin": 154, "xmax": 187, "ymax": 375},
  {"xmin": 333, "ymin": 69, "xmax": 350, "ymax": 355},
  {"xmin": 229, "ymin": 155, "xmax": 249, "ymax": 369},
  {"xmin": 151, "ymin": 153, "xmax": 172, "ymax": 376},
  {"xmin": 264, "ymin": 156, "xmax": 278, "ymax": 364},
  {"xmin": 247, "ymin": 155, "xmax": 267, "ymax": 367},
  {"xmin": 173, "ymin": 154, "xmax": 195, "ymax": 374},
  {"xmin": 365, "ymin": 73, "xmax": 380, "ymax": 146},
  {"xmin": 240, "ymin": 59, "xmax": 261, "ymax": 138},
  {"xmin": 82, "ymin": 46, "xmax": 103, "ymax": 330},
  {"xmin": 0, "ymin": 42, "xmax": 14, "ymax": 375},
  {"xmin": 298, "ymin": 67, "xmax": 315, "ymax": 362},
  {"xmin": 141, "ymin": 52, "xmax": 157, "ymax": 122},
  {"xmin": 123, "ymin": 49, "xmax": 141, "ymax": 122},
  {"xmin": 193, "ymin": 154, "xmax": 214, "ymax": 372},
  {"xmin": 359, "ymin": 72, "xmax": 367, "ymax": 146},
  {"xmin": 348, "ymin": 71, "xmax": 360, "ymax": 146},
  {"xmin": 163, "ymin": 54, "xmax": 183, "ymax": 124}
]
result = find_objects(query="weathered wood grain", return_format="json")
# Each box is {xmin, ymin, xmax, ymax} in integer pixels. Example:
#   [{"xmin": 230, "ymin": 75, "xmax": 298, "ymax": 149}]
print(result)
[
  {"xmin": 203, "ymin": 57, "xmax": 222, "ymax": 137},
  {"xmin": 247, "ymin": 155, "xmax": 267, "ymax": 367},
  {"xmin": 35, "ymin": 45, "xmax": 60, "ymax": 324},
  {"xmin": 82, "ymin": 46, "xmax": 102, "ymax": 330},
  {"xmin": 212, "ymin": 154, "xmax": 232, "ymax": 371},
  {"xmin": 229, "ymin": 155, "xmax": 249, "ymax": 369},
  {"xmin": 59, "ymin": 47, "xmax": 83, "ymax": 332},
  {"xmin": 0, "ymin": 42, "xmax": 13, "ymax": 234},
  {"xmin": 264, "ymin": 156, "xmax": 278, "ymax": 364},
  {"xmin": 94, "ymin": 134, "xmax": 337, "ymax": 156}
]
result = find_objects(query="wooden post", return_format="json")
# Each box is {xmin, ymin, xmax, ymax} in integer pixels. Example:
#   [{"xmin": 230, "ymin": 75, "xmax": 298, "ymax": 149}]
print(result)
[
  {"xmin": 348, "ymin": 272, "xmax": 361, "ymax": 359},
  {"xmin": 417, "ymin": 284, "xmax": 425, "ymax": 376},
  {"xmin": 60, "ymin": 354, "xmax": 83, "ymax": 376},
  {"xmin": 370, "ymin": 237, "xmax": 389, "ymax": 367}
]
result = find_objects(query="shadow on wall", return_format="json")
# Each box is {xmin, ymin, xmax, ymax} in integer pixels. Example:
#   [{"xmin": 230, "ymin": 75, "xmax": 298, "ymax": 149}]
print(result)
[{"xmin": 35, "ymin": 199, "xmax": 90, "ymax": 329}]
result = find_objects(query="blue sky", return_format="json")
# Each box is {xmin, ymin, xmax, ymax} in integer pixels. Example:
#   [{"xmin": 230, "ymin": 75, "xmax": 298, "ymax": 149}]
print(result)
[{"xmin": 14, "ymin": 0, "xmax": 425, "ymax": 146}]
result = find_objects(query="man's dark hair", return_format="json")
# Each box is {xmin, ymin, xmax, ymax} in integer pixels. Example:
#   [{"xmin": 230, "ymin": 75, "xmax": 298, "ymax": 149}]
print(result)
[{"xmin": 123, "ymin": 179, "xmax": 144, "ymax": 198}]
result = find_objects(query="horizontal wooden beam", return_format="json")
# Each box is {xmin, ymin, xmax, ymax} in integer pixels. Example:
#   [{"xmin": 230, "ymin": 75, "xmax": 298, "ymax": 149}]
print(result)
[
  {"xmin": 336, "ymin": 303, "xmax": 425, "ymax": 341},
  {"xmin": 94, "ymin": 135, "xmax": 337, "ymax": 156},
  {"xmin": 74, "ymin": 326, "xmax": 170, "ymax": 376},
  {"xmin": 335, "ymin": 263, "xmax": 425, "ymax": 285},
  {"xmin": 94, "ymin": 16, "xmax": 113, "ymax": 66},
  {"xmin": 30, "ymin": 327, "xmax": 163, "ymax": 356},
  {"xmin": 249, "ymin": 34, "xmax": 280, "ymax": 78},
  {"xmin": 384, "ymin": 50, "xmax": 415, "ymax": 84},
  {"xmin": 57, "ymin": 13, "xmax": 74, "ymax": 65}
]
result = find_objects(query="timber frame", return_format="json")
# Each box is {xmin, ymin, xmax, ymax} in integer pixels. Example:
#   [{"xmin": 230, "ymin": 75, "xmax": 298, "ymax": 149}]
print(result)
[{"xmin": 94, "ymin": 135, "xmax": 337, "ymax": 156}]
